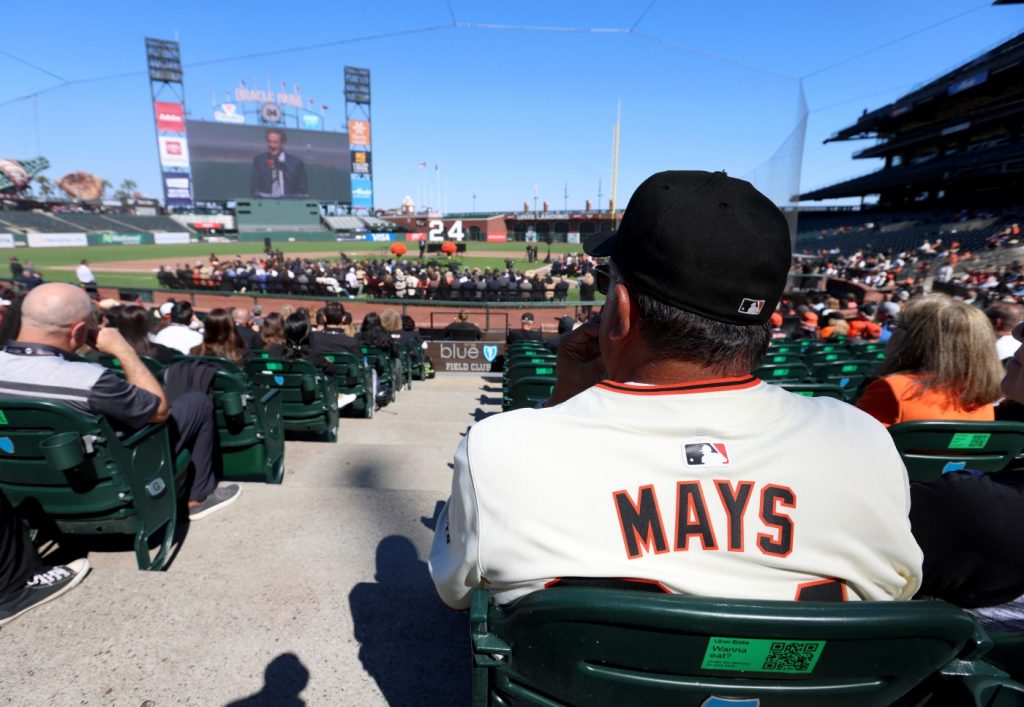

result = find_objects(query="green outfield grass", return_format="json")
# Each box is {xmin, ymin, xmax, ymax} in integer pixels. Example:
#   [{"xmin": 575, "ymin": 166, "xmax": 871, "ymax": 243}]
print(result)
[{"xmin": 14, "ymin": 240, "xmax": 584, "ymax": 291}]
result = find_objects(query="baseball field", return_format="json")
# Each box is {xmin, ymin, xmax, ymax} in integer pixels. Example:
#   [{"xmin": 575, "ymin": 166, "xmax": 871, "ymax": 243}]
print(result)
[{"xmin": 11, "ymin": 239, "xmax": 584, "ymax": 292}]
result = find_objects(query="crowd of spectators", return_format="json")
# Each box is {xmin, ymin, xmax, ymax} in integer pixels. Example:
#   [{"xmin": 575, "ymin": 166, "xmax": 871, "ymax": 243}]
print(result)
[{"xmin": 154, "ymin": 250, "xmax": 599, "ymax": 302}]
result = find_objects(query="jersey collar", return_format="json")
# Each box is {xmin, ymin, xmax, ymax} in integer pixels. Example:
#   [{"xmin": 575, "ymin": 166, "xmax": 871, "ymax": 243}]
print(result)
[{"xmin": 595, "ymin": 375, "xmax": 760, "ymax": 395}]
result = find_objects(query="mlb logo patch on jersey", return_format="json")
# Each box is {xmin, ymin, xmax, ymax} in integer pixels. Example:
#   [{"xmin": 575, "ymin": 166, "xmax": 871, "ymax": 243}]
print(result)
[
  {"xmin": 683, "ymin": 439, "xmax": 731, "ymax": 467},
  {"xmin": 738, "ymin": 298, "xmax": 765, "ymax": 316}
]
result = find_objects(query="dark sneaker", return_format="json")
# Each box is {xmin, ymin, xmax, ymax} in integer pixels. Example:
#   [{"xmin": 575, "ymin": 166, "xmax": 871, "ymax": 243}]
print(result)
[
  {"xmin": 188, "ymin": 484, "xmax": 242, "ymax": 521},
  {"xmin": 0, "ymin": 559, "xmax": 90, "ymax": 628}
]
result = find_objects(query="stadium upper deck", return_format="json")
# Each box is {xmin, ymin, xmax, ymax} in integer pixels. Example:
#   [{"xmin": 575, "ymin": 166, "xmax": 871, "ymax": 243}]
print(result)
[{"xmin": 800, "ymin": 30, "xmax": 1024, "ymax": 209}]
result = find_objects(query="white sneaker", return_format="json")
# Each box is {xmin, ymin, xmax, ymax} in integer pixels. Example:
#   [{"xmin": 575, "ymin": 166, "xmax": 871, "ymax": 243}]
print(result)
[{"xmin": 338, "ymin": 393, "xmax": 358, "ymax": 408}]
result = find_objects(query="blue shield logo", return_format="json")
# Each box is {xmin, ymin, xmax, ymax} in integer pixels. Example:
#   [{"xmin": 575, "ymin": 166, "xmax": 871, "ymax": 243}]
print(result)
[
  {"xmin": 482, "ymin": 345, "xmax": 498, "ymax": 363},
  {"xmin": 0, "ymin": 437, "xmax": 14, "ymax": 454},
  {"xmin": 274, "ymin": 375, "xmax": 285, "ymax": 385}
]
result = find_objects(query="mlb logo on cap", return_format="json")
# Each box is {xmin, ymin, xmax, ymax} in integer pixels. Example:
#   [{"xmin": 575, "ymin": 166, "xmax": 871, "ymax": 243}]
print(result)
[{"xmin": 738, "ymin": 299, "xmax": 765, "ymax": 316}]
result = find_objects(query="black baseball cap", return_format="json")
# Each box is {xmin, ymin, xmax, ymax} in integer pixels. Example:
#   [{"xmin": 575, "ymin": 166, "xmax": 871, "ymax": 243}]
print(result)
[{"xmin": 584, "ymin": 171, "xmax": 792, "ymax": 325}]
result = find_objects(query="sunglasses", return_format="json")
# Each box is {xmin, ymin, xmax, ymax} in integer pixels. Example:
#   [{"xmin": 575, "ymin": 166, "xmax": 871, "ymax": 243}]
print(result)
[{"xmin": 594, "ymin": 264, "xmax": 611, "ymax": 296}]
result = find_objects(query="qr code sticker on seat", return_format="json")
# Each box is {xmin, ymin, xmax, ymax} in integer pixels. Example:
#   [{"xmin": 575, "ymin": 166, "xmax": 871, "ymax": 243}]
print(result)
[{"xmin": 763, "ymin": 641, "xmax": 818, "ymax": 671}]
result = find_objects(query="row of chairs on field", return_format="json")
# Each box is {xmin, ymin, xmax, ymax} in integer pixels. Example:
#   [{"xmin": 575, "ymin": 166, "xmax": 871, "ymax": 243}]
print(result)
[
  {"xmin": 502, "ymin": 342, "xmax": 557, "ymax": 411},
  {"xmin": 0, "ymin": 345, "xmax": 432, "ymax": 572}
]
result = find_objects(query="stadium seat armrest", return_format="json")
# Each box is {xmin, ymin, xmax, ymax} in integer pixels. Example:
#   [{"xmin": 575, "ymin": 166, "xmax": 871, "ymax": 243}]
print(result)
[
  {"xmin": 470, "ymin": 590, "xmax": 511, "ymax": 665},
  {"xmin": 121, "ymin": 422, "xmax": 168, "ymax": 449},
  {"xmin": 258, "ymin": 388, "xmax": 280, "ymax": 407}
]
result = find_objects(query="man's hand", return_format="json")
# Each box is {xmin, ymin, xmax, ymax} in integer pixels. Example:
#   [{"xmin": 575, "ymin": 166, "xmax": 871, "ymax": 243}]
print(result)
[
  {"xmin": 94, "ymin": 327, "xmax": 134, "ymax": 358},
  {"xmin": 546, "ymin": 321, "xmax": 604, "ymax": 407}
]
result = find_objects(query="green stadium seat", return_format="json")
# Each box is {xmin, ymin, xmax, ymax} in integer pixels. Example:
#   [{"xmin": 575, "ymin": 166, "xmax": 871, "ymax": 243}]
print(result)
[
  {"xmin": 361, "ymin": 346, "xmax": 397, "ymax": 404},
  {"xmin": 210, "ymin": 370, "xmax": 286, "ymax": 484},
  {"xmin": 0, "ymin": 400, "xmax": 189, "ymax": 571},
  {"xmin": 781, "ymin": 383, "xmax": 847, "ymax": 400},
  {"xmin": 96, "ymin": 353, "xmax": 171, "ymax": 377},
  {"xmin": 470, "ymin": 587, "xmax": 1024, "ymax": 707},
  {"xmin": 804, "ymin": 350, "xmax": 846, "ymax": 367},
  {"xmin": 504, "ymin": 362, "xmax": 557, "ymax": 390},
  {"xmin": 761, "ymin": 352, "xmax": 804, "ymax": 366},
  {"xmin": 244, "ymin": 359, "xmax": 339, "ymax": 441},
  {"xmin": 752, "ymin": 362, "xmax": 812, "ymax": 384},
  {"xmin": 810, "ymin": 359, "xmax": 878, "ymax": 401},
  {"xmin": 322, "ymin": 351, "xmax": 374, "ymax": 418},
  {"xmin": 888, "ymin": 421, "xmax": 1024, "ymax": 482},
  {"xmin": 502, "ymin": 375, "xmax": 556, "ymax": 411}
]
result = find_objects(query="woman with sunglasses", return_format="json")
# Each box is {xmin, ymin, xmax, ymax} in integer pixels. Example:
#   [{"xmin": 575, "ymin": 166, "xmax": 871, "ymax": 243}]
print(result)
[{"xmin": 856, "ymin": 294, "xmax": 1002, "ymax": 426}]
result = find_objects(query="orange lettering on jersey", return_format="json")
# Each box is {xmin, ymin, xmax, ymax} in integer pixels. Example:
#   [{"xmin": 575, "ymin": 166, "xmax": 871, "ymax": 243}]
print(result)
[
  {"xmin": 757, "ymin": 484, "xmax": 796, "ymax": 557},
  {"xmin": 612, "ymin": 485, "xmax": 669, "ymax": 560}
]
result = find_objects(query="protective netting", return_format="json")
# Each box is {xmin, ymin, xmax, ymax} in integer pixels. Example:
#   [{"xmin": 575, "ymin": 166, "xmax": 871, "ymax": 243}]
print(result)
[{"xmin": 741, "ymin": 80, "xmax": 808, "ymax": 242}]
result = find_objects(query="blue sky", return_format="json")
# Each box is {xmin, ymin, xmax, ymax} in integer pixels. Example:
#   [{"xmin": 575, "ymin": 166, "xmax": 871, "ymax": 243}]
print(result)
[{"xmin": 1, "ymin": 1, "xmax": 1021, "ymax": 212}]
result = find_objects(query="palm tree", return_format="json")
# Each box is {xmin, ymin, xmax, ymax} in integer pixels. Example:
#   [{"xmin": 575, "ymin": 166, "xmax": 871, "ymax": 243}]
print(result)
[
  {"xmin": 120, "ymin": 179, "xmax": 138, "ymax": 197},
  {"xmin": 34, "ymin": 175, "xmax": 52, "ymax": 201},
  {"xmin": 100, "ymin": 179, "xmax": 111, "ymax": 200}
]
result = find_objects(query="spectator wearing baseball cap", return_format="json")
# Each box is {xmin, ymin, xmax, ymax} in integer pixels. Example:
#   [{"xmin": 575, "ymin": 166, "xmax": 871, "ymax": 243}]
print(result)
[
  {"xmin": 793, "ymin": 310, "xmax": 819, "ymax": 340},
  {"xmin": 431, "ymin": 170, "xmax": 921, "ymax": 609},
  {"xmin": 506, "ymin": 312, "xmax": 544, "ymax": 346}
]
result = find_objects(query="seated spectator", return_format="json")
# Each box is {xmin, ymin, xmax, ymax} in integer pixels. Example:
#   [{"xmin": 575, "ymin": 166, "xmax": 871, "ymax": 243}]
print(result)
[
  {"xmin": 153, "ymin": 301, "xmax": 203, "ymax": 355},
  {"xmin": 0, "ymin": 491, "xmax": 89, "ymax": 626},
  {"xmin": 258, "ymin": 312, "xmax": 288, "ymax": 358},
  {"xmin": 910, "ymin": 320, "xmax": 1024, "ymax": 627},
  {"xmin": 399, "ymin": 315, "xmax": 426, "ymax": 352},
  {"xmin": 819, "ymin": 312, "xmax": 850, "ymax": 340},
  {"xmin": 309, "ymin": 301, "xmax": 361, "ymax": 358},
  {"xmin": 792, "ymin": 310, "xmax": 819, "ymax": 340},
  {"xmin": 231, "ymin": 307, "xmax": 261, "ymax": 351},
  {"xmin": 856, "ymin": 295, "xmax": 1003, "ymax": 426},
  {"xmin": 109, "ymin": 305, "xmax": 180, "ymax": 364},
  {"xmin": 506, "ymin": 312, "xmax": 543, "ymax": 345},
  {"xmin": 444, "ymin": 311, "xmax": 482, "ymax": 342},
  {"xmin": 190, "ymin": 308, "xmax": 247, "ymax": 365},
  {"xmin": 360, "ymin": 312, "xmax": 397, "ymax": 358},
  {"xmin": 986, "ymin": 302, "xmax": 1023, "ymax": 363},
  {"xmin": 430, "ymin": 170, "xmax": 921, "ymax": 608},
  {"xmin": 769, "ymin": 311, "xmax": 787, "ymax": 339},
  {"xmin": 0, "ymin": 283, "xmax": 238, "ymax": 519},
  {"xmin": 848, "ymin": 303, "xmax": 882, "ymax": 341}
]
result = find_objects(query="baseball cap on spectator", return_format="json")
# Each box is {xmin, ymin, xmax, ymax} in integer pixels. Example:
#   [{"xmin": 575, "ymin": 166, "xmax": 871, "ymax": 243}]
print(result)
[
  {"xmin": 801, "ymin": 311, "xmax": 819, "ymax": 326},
  {"xmin": 521, "ymin": 312, "xmax": 534, "ymax": 322},
  {"xmin": 860, "ymin": 302, "xmax": 878, "ymax": 320},
  {"xmin": 897, "ymin": 290, "xmax": 911, "ymax": 301},
  {"xmin": 159, "ymin": 302, "xmax": 174, "ymax": 317},
  {"xmin": 770, "ymin": 312, "xmax": 783, "ymax": 327},
  {"xmin": 583, "ymin": 170, "xmax": 791, "ymax": 325},
  {"xmin": 556, "ymin": 316, "xmax": 574, "ymax": 335}
]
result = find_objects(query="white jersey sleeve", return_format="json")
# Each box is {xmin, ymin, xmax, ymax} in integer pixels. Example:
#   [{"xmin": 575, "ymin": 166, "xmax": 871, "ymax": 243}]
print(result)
[{"xmin": 429, "ymin": 435, "xmax": 482, "ymax": 609}]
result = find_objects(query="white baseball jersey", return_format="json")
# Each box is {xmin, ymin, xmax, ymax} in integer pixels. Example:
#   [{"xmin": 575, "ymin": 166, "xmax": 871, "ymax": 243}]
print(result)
[{"xmin": 429, "ymin": 376, "xmax": 923, "ymax": 609}]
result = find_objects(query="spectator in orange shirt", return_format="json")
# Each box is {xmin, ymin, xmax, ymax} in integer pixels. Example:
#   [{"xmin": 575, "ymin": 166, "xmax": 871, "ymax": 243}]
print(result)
[
  {"xmin": 848, "ymin": 303, "xmax": 883, "ymax": 341},
  {"xmin": 856, "ymin": 295, "xmax": 1002, "ymax": 426},
  {"xmin": 793, "ymin": 310, "xmax": 819, "ymax": 340}
]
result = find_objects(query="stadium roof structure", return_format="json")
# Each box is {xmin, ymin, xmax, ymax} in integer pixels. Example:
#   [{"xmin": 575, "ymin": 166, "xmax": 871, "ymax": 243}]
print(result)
[{"xmin": 799, "ymin": 31, "xmax": 1024, "ymax": 207}]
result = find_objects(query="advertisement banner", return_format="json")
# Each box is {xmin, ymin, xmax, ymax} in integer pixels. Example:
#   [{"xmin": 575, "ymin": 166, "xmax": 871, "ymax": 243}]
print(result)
[
  {"xmin": 214, "ymin": 103, "xmax": 245, "ymax": 124},
  {"xmin": 26, "ymin": 232, "xmax": 87, "ymax": 248},
  {"xmin": 158, "ymin": 136, "xmax": 191, "ymax": 168},
  {"xmin": 348, "ymin": 120, "xmax": 371, "ymax": 147},
  {"xmin": 352, "ymin": 176, "xmax": 373, "ymax": 211},
  {"xmin": 155, "ymin": 101, "xmax": 185, "ymax": 132},
  {"xmin": 567, "ymin": 232, "xmax": 581, "ymax": 244},
  {"xmin": 365, "ymin": 233, "xmax": 395, "ymax": 242},
  {"xmin": 154, "ymin": 232, "xmax": 191, "ymax": 245},
  {"xmin": 405, "ymin": 232, "xmax": 426, "ymax": 241},
  {"xmin": 351, "ymin": 150, "xmax": 371, "ymax": 175},
  {"xmin": 91, "ymin": 232, "xmax": 149, "ymax": 246},
  {"xmin": 0, "ymin": 233, "xmax": 14, "ymax": 249},
  {"xmin": 486, "ymin": 233, "xmax": 507, "ymax": 243},
  {"xmin": 163, "ymin": 171, "xmax": 192, "ymax": 206},
  {"xmin": 426, "ymin": 341, "xmax": 502, "ymax": 373}
]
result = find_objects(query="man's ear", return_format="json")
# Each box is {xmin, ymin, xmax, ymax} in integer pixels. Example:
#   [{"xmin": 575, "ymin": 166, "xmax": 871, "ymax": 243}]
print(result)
[
  {"xmin": 609, "ymin": 283, "xmax": 636, "ymax": 343},
  {"xmin": 69, "ymin": 320, "xmax": 88, "ymax": 348}
]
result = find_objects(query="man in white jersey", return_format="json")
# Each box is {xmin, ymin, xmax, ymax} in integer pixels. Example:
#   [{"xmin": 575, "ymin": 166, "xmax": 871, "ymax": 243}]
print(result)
[{"xmin": 429, "ymin": 171, "xmax": 922, "ymax": 609}]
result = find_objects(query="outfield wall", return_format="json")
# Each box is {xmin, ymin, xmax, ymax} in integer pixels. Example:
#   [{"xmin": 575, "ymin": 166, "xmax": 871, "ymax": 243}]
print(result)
[{"xmin": 6, "ymin": 232, "xmax": 191, "ymax": 248}]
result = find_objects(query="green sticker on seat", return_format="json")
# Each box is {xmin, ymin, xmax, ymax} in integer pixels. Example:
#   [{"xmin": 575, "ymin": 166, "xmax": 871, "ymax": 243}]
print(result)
[
  {"xmin": 701, "ymin": 636, "xmax": 825, "ymax": 673},
  {"xmin": 265, "ymin": 362, "xmax": 284, "ymax": 371},
  {"xmin": 841, "ymin": 364, "xmax": 858, "ymax": 373},
  {"xmin": 324, "ymin": 355, "xmax": 336, "ymax": 362},
  {"xmin": 948, "ymin": 433, "xmax": 990, "ymax": 449},
  {"xmin": 536, "ymin": 367, "xmax": 553, "ymax": 375},
  {"xmin": 0, "ymin": 410, "xmax": 7, "ymax": 425},
  {"xmin": 797, "ymin": 391, "xmax": 813, "ymax": 396},
  {"xmin": 825, "ymin": 354, "xmax": 838, "ymax": 361},
  {"xmin": 773, "ymin": 369, "xmax": 789, "ymax": 377}
]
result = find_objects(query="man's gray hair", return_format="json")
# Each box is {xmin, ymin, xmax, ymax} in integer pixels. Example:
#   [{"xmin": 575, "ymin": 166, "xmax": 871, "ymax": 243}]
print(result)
[
  {"xmin": 21, "ymin": 283, "xmax": 93, "ymax": 336},
  {"xmin": 610, "ymin": 261, "xmax": 770, "ymax": 375}
]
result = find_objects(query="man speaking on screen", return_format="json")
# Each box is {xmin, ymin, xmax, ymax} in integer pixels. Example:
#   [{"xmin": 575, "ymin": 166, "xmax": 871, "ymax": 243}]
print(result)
[{"xmin": 251, "ymin": 128, "xmax": 308, "ymax": 198}]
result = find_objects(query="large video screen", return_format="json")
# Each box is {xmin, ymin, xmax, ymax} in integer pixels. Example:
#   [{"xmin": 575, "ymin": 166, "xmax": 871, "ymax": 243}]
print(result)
[{"xmin": 186, "ymin": 121, "xmax": 351, "ymax": 202}]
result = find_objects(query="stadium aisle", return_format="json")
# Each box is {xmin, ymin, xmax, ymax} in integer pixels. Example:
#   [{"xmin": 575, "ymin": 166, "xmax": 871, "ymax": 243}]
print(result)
[{"xmin": 0, "ymin": 374, "xmax": 499, "ymax": 705}]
